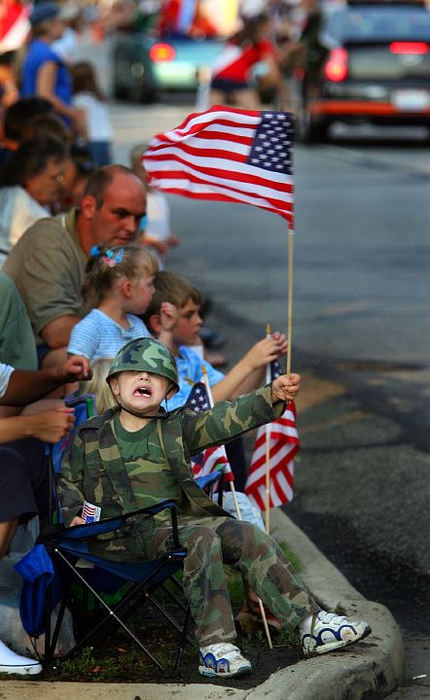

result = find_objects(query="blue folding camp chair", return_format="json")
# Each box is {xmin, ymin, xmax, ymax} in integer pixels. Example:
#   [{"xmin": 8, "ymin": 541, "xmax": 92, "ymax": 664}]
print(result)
[{"xmin": 15, "ymin": 395, "xmax": 190, "ymax": 671}]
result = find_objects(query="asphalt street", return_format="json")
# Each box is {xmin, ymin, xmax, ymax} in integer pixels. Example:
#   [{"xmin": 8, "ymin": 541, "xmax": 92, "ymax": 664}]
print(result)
[{"xmin": 82, "ymin": 34, "xmax": 430, "ymax": 697}]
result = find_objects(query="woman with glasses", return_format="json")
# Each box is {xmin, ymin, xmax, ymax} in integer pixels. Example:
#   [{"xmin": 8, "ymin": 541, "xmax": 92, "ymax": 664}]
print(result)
[{"xmin": 0, "ymin": 136, "xmax": 69, "ymax": 264}]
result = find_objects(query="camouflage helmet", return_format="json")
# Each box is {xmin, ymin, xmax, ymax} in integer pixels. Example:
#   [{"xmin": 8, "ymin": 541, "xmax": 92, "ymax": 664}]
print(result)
[{"xmin": 107, "ymin": 337, "xmax": 179, "ymax": 392}]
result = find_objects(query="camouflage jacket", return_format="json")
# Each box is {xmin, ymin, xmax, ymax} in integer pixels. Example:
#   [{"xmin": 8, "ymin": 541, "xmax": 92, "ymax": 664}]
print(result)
[{"xmin": 58, "ymin": 385, "xmax": 283, "ymax": 559}]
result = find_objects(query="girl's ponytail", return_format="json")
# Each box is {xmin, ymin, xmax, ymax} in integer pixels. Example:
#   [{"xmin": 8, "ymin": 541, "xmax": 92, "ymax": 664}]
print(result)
[{"xmin": 81, "ymin": 245, "xmax": 157, "ymax": 309}]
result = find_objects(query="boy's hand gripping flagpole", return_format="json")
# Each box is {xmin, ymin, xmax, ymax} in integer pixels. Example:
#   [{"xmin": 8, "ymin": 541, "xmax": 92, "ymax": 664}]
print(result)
[{"xmin": 201, "ymin": 366, "xmax": 273, "ymax": 650}]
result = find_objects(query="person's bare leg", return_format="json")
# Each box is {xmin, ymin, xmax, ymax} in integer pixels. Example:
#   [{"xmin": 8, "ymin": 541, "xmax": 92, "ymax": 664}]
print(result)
[
  {"xmin": 232, "ymin": 89, "xmax": 262, "ymax": 110},
  {"xmin": 0, "ymin": 523, "xmax": 43, "ymax": 676},
  {"xmin": 209, "ymin": 88, "xmax": 226, "ymax": 106},
  {"xmin": 0, "ymin": 518, "xmax": 19, "ymax": 558}
]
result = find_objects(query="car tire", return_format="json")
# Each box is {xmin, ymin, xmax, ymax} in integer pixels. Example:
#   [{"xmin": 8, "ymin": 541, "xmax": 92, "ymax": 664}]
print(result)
[
  {"xmin": 128, "ymin": 81, "xmax": 157, "ymax": 104},
  {"xmin": 301, "ymin": 116, "xmax": 330, "ymax": 144},
  {"xmin": 126, "ymin": 60, "xmax": 157, "ymax": 104},
  {"xmin": 113, "ymin": 83, "xmax": 128, "ymax": 101}
]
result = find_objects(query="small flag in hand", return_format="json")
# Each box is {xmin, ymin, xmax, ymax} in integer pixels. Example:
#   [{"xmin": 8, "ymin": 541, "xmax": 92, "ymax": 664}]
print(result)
[
  {"xmin": 82, "ymin": 501, "xmax": 101, "ymax": 524},
  {"xmin": 186, "ymin": 381, "xmax": 234, "ymax": 483},
  {"xmin": 245, "ymin": 360, "xmax": 300, "ymax": 511},
  {"xmin": 143, "ymin": 106, "xmax": 294, "ymax": 229}
]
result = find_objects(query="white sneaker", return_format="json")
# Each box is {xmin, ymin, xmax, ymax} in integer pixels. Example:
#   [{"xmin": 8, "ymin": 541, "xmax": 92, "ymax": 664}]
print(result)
[
  {"xmin": 0, "ymin": 639, "xmax": 42, "ymax": 676},
  {"xmin": 300, "ymin": 610, "xmax": 371, "ymax": 656},
  {"xmin": 199, "ymin": 642, "xmax": 252, "ymax": 678}
]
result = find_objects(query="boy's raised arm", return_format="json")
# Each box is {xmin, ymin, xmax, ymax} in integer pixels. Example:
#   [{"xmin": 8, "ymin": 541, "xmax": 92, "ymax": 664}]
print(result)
[{"xmin": 182, "ymin": 384, "xmax": 286, "ymax": 456}]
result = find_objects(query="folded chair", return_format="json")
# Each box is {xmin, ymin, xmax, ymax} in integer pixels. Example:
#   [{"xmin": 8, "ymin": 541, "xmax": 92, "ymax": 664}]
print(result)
[{"xmin": 15, "ymin": 396, "xmax": 190, "ymax": 671}]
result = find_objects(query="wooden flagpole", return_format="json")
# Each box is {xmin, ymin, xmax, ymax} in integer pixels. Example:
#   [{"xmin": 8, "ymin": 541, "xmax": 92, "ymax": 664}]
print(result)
[
  {"xmin": 201, "ymin": 365, "xmax": 273, "ymax": 650},
  {"xmin": 286, "ymin": 229, "xmax": 294, "ymax": 378},
  {"xmin": 264, "ymin": 323, "xmax": 272, "ymax": 534}
]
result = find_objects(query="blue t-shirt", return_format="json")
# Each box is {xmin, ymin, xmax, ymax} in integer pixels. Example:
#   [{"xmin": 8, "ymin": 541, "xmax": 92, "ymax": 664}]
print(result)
[
  {"xmin": 165, "ymin": 345, "xmax": 224, "ymax": 411},
  {"xmin": 67, "ymin": 309, "xmax": 151, "ymax": 361},
  {"xmin": 21, "ymin": 39, "xmax": 72, "ymax": 108}
]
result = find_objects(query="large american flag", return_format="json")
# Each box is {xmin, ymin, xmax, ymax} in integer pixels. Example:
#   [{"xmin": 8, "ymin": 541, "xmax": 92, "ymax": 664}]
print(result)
[
  {"xmin": 143, "ymin": 106, "xmax": 294, "ymax": 229},
  {"xmin": 186, "ymin": 381, "xmax": 234, "ymax": 483},
  {"xmin": 245, "ymin": 360, "xmax": 300, "ymax": 511}
]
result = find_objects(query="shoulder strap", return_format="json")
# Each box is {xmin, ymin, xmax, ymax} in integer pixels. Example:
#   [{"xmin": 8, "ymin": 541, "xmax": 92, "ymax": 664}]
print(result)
[{"xmin": 155, "ymin": 412, "xmax": 230, "ymax": 518}]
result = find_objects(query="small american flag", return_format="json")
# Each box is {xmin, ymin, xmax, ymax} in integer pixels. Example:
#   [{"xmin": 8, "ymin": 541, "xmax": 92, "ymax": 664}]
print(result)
[
  {"xmin": 81, "ymin": 501, "xmax": 101, "ymax": 524},
  {"xmin": 186, "ymin": 381, "xmax": 234, "ymax": 483},
  {"xmin": 245, "ymin": 360, "xmax": 300, "ymax": 511},
  {"xmin": 143, "ymin": 106, "xmax": 294, "ymax": 229}
]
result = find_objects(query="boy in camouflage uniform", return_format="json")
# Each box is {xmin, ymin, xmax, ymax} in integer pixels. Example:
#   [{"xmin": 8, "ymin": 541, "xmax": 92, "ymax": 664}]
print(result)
[{"xmin": 59, "ymin": 337, "xmax": 371, "ymax": 679}]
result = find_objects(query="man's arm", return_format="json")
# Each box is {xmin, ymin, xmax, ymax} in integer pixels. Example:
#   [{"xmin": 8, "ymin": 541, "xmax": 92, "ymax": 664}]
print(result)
[
  {"xmin": 4, "ymin": 221, "xmax": 85, "ymax": 346},
  {"xmin": 0, "ymin": 407, "xmax": 75, "ymax": 443},
  {"xmin": 41, "ymin": 315, "xmax": 82, "ymax": 349},
  {"xmin": 1, "ymin": 356, "xmax": 91, "ymax": 406}
]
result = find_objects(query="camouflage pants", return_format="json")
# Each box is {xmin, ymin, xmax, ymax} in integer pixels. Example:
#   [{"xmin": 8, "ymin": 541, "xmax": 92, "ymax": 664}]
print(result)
[{"xmin": 150, "ymin": 515, "xmax": 319, "ymax": 647}]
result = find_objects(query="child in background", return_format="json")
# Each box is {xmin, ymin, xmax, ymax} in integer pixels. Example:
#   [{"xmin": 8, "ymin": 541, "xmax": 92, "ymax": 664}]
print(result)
[
  {"xmin": 71, "ymin": 61, "xmax": 113, "ymax": 167},
  {"xmin": 67, "ymin": 245, "xmax": 156, "ymax": 363},
  {"xmin": 144, "ymin": 270, "xmax": 289, "ymax": 410},
  {"xmin": 129, "ymin": 143, "xmax": 179, "ymax": 270},
  {"xmin": 144, "ymin": 270, "xmax": 289, "ymax": 492},
  {"xmin": 79, "ymin": 358, "xmax": 117, "ymax": 414}
]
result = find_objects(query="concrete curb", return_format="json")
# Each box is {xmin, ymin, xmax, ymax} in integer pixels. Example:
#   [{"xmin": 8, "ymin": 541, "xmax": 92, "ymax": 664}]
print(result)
[{"xmin": 3, "ymin": 509, "xmax": 404, "ymax": 699}]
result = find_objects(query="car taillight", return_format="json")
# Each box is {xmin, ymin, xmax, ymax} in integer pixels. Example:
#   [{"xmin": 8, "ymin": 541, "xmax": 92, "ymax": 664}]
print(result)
[
  {"xmin": 324, "ymin": 48, "xmax": 348, "ymax": 82},
  {"xmin": 149, "ymin": 43, "xmax": 176, "ymax": 62},
  {"xmin": 390, "ymin": 42, "xmax": 429, "ymax": 55}
]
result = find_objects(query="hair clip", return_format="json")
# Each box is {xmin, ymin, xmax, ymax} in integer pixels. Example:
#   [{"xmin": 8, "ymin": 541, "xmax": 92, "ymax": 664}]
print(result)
[
  {"xmin": 90, "ymin": 245, "xmax": 101, "ymax": 257},
  {"xmin": 102, "ymin": 248, "xmax": 124, "ymax": 267}
]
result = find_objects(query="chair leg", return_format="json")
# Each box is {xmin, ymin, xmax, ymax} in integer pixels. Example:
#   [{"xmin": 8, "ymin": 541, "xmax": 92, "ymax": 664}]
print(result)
[
  {"xmin": 54, "ymin": 549, "xmax": 165, "ymax": 670},
  {"xmin": 174, "ymin": 605, "xmax": 191, "ymax": 669}
]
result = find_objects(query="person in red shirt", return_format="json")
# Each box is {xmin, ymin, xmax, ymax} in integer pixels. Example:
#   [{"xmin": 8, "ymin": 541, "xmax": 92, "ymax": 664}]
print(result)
[{"xmin": 209, "ymin": 13, "xmax": 290, "ymax": 110}]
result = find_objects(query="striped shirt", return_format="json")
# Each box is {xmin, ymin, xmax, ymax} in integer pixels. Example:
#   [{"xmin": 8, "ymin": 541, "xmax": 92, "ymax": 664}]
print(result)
[
  {"xmin": 0, "ymin": 362, "xmax": 14, "ymax": 399},
  {"xmin": 68, "ymin": 309, "xmax": 151, "ymax": 361}
]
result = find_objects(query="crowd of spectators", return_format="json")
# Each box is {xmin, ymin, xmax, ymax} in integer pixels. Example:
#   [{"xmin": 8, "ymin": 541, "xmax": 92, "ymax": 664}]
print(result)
[{"xmin": 0, "ymin": 0, "xmax": 353, "ymax": 682}]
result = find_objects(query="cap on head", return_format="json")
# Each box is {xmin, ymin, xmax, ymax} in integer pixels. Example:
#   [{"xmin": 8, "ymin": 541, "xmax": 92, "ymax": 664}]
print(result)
[
  {"xmin": 107, "ymin": 337, "xmax": 179, "ymax": 393},
  {"xmin": 30, "ymin": 1, "xmax": 61, "ymax": 26}
]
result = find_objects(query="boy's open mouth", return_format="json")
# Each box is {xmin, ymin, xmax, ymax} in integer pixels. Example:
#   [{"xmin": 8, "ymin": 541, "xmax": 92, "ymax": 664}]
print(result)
[{"xmin": 133, "ymin": 385, "xmax": 152, "ymax": 397}]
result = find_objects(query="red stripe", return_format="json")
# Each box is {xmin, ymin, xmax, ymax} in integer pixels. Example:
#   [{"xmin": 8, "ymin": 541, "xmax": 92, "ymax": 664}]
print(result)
[
  {"xmin": 149, "ymin": 168, "xmax": 293, "ymax": 213},
  {"xmin": 251, "ymin": 424, "xmax": 299, "ymax": 455},
  {"xmin": 155, "ymin": 110, "xmax": 260, "ymax": 142},
  {"xmin": 272, "ymin": 468, "xmax": 294, "ymax": 504},
  {"xmin": 149, "ymin": 186, "xmax": 293, "ymax": 223},
  {"xmin": 147, "ymin": 153, "xmax": 294, "ymax": 196},
  {"xmin": 146, "ymin": 143, "xmax": 248, "ymax": 164},
  {"xmin": 246, "ymin": 443, "xmax": 299, "ymax": 490},
  {"xmin": 247, "ymin": 445, "xmax": 299, "ymax": 489},
  {"xmin": 147, "ymin": 130, "xmax": 255, "ymax": 152}
]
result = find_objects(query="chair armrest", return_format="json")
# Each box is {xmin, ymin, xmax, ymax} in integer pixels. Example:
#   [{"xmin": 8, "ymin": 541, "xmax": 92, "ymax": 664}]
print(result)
[{"xmin": 40, "ymin": 499, "xmax": 180, "ymax": 544}]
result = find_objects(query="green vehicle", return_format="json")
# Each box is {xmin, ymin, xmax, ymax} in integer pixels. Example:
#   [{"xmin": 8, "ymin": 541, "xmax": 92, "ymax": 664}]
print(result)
[{"xmin": 112, "ymin": 33, "xmax": 223, "ymax": 103}]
